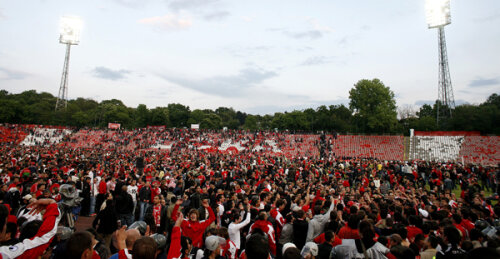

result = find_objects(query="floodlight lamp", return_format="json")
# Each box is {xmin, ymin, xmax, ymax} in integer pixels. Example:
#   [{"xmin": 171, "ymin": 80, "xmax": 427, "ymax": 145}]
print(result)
[
  {"xmin": 59, "ymin": 16, "xmax": 83, "ymax": 45},
  {"xmin": 425, "ymin": 0, "xmax": 451, "ymax": 28}
]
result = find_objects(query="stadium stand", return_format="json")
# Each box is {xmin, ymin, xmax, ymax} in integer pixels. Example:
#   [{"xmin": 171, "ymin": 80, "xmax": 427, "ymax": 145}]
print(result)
[
  {"xmin": 459, "ymin": 136, "xmax": 500, "ymax": 165},
  {"xmin": 2, "ymin": 125, "xmax": 499, "ymax": 164},
  {"xmin": 410, "ymin": 136, "xmax": 464, "ymax": 162},
  {"xmin": 20, "ymin": 128, "xmax": 72, "ymax": 146},
  {"xmin": 329, "ymin": 135, "xmax": 404, "ymax": 161},
  {"xmin": 0, "ymin": 124, "xmax": 29, "ymax": 145}
]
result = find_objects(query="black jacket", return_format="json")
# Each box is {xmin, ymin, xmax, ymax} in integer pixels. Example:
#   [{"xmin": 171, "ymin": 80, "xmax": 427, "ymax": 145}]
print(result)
[
  {"xmin": 139, "ymin": 186, "xmax": 152, "ymax": 203},
  {"xmin": 318, "ymin": 242, "xmax": 333, "ymax": 259},
  {"xmin": 115, "ymin": 192, "xmax": 134, "ymax": 214},
  {"xmin": 293, "ymin": 219, "xmax": 308, "ymax": 250},
  {"xmin": 93, "ymin": 207, "xmax": 118, "ymax": 234},
  {"xmin": 145, "ymin": 204, "xmax": 168, "ymax": 234}
]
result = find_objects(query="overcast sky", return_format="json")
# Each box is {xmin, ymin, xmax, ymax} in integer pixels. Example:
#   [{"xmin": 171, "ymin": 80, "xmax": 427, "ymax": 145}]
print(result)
[{"xmin": 0, "ymin": 0, "xmax": 499, "ymax": 114}]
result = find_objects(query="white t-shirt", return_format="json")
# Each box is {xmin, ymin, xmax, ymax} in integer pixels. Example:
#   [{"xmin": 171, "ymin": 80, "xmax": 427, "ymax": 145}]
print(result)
[{"xmin": 127, "ymin": 185, "xmax": 138, "ymax": 202}]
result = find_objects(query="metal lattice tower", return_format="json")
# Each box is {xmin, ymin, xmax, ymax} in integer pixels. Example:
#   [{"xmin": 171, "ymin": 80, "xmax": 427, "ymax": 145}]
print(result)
[
  {"xmin": 436, "ymin": 26, "xmax": 455, "ymax": 124},
  {"xmin": 55, "ymin": 43, "xmax": 71, "ymax": 111}
]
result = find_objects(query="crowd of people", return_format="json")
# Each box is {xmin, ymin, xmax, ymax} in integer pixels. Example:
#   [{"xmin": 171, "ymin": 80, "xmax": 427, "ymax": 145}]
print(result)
[{"xmin": 0, "ymin": 127, "xmax": 499, "ymax": 259}]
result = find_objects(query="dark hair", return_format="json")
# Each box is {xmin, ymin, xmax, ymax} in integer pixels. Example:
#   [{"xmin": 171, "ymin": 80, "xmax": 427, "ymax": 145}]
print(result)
[
  {"xmin": 358, "ymin": 220, "xmax": 375, "ymax": 240},
  {"xmin": 347, "ymin": 214, "xmax": 359, "ymax": 229},
  {"xmin": 313, "ymin": 205, "xmax": 322, "ymax": 215},
  {"xmin": 66, "ymin": 231, "xmax": 93, "ymax": 258},
  {"xmin": 378, "ymin": 236, "xmax": 389, "ymax": 247},
  {"xmin": 6, "ymin": 222, "xmax": 17, "ymax": 240},
  {"xmin": 181, "ymin": 236, "xmax": 192, "ymax": 257},
  {"xmin": 324, "ymin": 231, "xmax": 334, "ymax": 242},
  {"xmin": 427, "ymin": 235, "xmax": 438, "ymax": 248},
  {"xmin": 470, "ymin": 228, "xmax": 484, "ymax": 241},
  {"xmin": 257, "ymin": 211, "xmax": 267, "ymax": 220},
  {"xmin": 282, "ymin": 247, "xmax": 301, "ymax": 259},
  {"xmin": 245, "ymin": 232, "xmax": 269, "ymax": 259},
  {"xmin": 132, "ymin": 237, "xmax": 157, "ymax": 259},
  {"xmin": 19, "ymin": 220, "xmax": 43, "ymax": 241},
  {"xmin": 0, "ymin": 204, "xmax": 8, "ymax": 231},
  {"xmin": 414, "ymin": 234, "xmax": 425, "ymax": 243},
  {"xmin": 443, "ymin": 226, "xmax": 461, "ymax": 245},
  {"xmin": 452, "ymin": 214, "xmax": 462, "ymax": 224},
  {"xmin": 276, "ymin": 199, "xmax": 285, "ymax": 208}
]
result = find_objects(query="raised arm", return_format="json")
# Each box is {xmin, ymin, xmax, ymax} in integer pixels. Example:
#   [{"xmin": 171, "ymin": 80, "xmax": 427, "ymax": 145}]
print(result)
[
  {"xmin": 0, "ymin": 199, "xmax": 61, "ymax": 259},
  {"xmin": 232, "ymin": 209, "xmax": 251, "ymax": 231},
  {"xmin": 171, "ymin": 199, "xmax": 183, "ymax": 221},
  {"xmin": 167, "ymin": 212, "xmax": 183, "ymax": 259},
  {"xmin": 200, "ymin": 200, "xmax": 215, "ymax": 228}
]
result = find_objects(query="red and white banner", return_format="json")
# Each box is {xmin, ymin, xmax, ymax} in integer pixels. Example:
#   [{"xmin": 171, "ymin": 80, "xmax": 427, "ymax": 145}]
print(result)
[{"xmin": 108, "ymin": 123, "xmax": 121, "ymax": 129}]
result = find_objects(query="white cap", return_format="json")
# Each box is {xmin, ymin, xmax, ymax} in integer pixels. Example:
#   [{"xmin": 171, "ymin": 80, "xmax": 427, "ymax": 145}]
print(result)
[
  {"xmin": 205, "ymin": 236, "xmax": 225, "ymax": 251},
  {"xmin": 419, "ymin": 208, "xmax": 429, "ymax": 218},
  {"xmin": 23, "ymin": 194, "xmax": 32, "ymax": 200},
  {"xmin": 282, "ymin": 243, "xmax": 297, "ymax": 255},
  {"xmin": 301, "ymin": 242, "xmax": 318, "ymax": 257}
]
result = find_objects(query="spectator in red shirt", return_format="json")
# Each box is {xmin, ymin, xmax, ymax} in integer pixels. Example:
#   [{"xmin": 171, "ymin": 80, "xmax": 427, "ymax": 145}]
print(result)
[{"xmin": 337, "ymin": 214, "xmax": 361, "ymax": 240}]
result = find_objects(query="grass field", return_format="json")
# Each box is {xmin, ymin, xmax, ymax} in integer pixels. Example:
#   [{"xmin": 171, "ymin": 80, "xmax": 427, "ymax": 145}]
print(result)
[{"xmin": 437, "ymin": 185, "xmax": 497, "ymax": 205}]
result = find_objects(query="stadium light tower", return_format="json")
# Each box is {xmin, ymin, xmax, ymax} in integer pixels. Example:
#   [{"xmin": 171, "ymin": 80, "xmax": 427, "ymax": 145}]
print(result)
[
  {"xmin": 425, "ymin": 0, "xmax": 455, "ymax": 124},
  {"xmin": 55, "ymin": 16, "xmax": 82, "ymax": 111}
]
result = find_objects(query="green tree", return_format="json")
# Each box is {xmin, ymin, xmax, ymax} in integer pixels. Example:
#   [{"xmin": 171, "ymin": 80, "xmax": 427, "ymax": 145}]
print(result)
[
  {"xmin": 167, "ymin": 103, "xmax": 190, "ymax": 128},
  {"xmin": 349, "ymin": 79, "xmax": 398, "ymax": 133},
  {"xmin": 243, "ymin": 115, "xmax": 258, "ymax": 130},
  {"xmin": 135, "ymin": 104, "xmax": 151, "ymax": 127},
  {"xmin": 150, "ymin": 107, "xmax": 170, "ymax": 126}
]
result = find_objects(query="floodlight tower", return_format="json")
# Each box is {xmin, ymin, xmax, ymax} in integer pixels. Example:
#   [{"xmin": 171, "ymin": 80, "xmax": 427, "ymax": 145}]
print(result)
[
  {"xmin": 425, "ymin": 0, "xmax": 455, "ymax": 124},
  {"xmin": 55, "ymin": 16, "xmax": 82, "ymax": 111}
]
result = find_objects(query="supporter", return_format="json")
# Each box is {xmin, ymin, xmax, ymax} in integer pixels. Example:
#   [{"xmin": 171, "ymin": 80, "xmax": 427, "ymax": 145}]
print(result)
[
  {"xmin": 0, "ymin": 127, "xmax": 500, "ymax": 259},
  {"xmin": 144, "ymin": 195, "xmax": 166, "ymax": 234},
  {"xmin": 292, "ymin": 209, "xmax": 308, "ymax": 250},
  {"xmin": 242, "ymin": 231, "xmax": 270, "ymax": 259},
  {"xmin": 171, "ymin": 198, "xmax": 215, "ymax": 248},
  {"xmin": 317, "ymin": 231, "xmax": 336, "ymax": 259},
  {"xmin": 86, "ymin": 228, "xmax": 112, "ymax": 259},
  {"xmin": 65, "ymin": 231, "xmax": 95, "ymax": 259},
  {"xmin": 227, "ymin": 205, "xmax": 251, "ymax": 250},
  {"xmin": 436, "ymin": 226, "xmax": 467, "ymax": 259},
  {"xmin": 337, "ymin": 214, "xmax": 360, "ymax": 239},
  {"xmin": 115, "ymin": 185, "xmax": 134, "ymax": 227},
  {"xmin": 138, "ymin": 181, "xmax": 152, "ymax": 221},
  {"xmin": 111, "ymin": 227, "xmax": 141, "ymax": 259},
  {"xmin": 306, "ymin": 197, "xmax": 335, "ymax": 242},
  {"xmin": 0, "ymin": 199, "xmax": 60, "ymax": 258},
  {"xmin": 96, "ymin": 177, "xmax": 108, "ymax": 213},
  {"xmin": 127, "ymin": 179, "xmax": 138, "ymax": 216},
  {"xmin": 91, "ymin": 177, "xmax": 99, "ymax": 216},
  {"xmin": 251, "ymin": 211, "xmax": 277, "ymax": 256},
  {"xmin": 420, "ymin": 235, "xmax": 438, "ymax": 259},
  {"xmin": 332, "ymin": 220, "xmax": 390, "ymax": 258},
  {"xmin": 93, "ymin": 199, "xmax": 119, "ymax": 247},
  {"xmin": 279, "ymin": 214, "xmax": 295, "ymax": 248}
]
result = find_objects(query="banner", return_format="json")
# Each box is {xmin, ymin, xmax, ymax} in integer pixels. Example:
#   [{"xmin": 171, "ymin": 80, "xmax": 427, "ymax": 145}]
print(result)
[
  {"xmin": 191, "ymin": 124, "xmax": 200, "ymax": 130},
  {"xmin": 108, "ymin": 123, "xmax": 121, "ymax": 129}
]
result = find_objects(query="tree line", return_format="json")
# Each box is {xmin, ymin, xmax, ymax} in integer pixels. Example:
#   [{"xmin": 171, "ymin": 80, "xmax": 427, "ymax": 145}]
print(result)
[{"xmin": 0, "ymin": 79, "xmax": 498, "ymax": 135}]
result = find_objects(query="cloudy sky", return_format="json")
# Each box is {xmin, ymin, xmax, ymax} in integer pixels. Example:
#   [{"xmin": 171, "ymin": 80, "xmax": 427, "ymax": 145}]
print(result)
[{"xmin": 0, "ymin": 0, "xmax": 499, "ymax": 114}]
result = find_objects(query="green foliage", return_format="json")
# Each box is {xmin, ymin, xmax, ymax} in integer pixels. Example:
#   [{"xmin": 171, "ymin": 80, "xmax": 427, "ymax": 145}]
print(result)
[
  {"xmin": 349, "ymin": 79, "xmax": 398, "ymax": 133},
  {"xmin": 0, "ymin": 89, "xmax": 497, "ymax": 134},
  {"xmin": 167, "ymin": 103, "xmax": 190, "ymax": 128}
]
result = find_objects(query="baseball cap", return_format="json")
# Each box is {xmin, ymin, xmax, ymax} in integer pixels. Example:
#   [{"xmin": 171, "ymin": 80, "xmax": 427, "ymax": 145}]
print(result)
[
  {"xmin": 205, "ymin": 236, "xmax": 226, "ymax": 251},
  {"xmin": 301, "ymin": 242, "xmax": 318, "ymax": 257},
  {"xmin": 23, "ymin": 194, "xmax": 32, "ymax": 200},
  {"xmin": 418, "ymin": 208, "xmax": 429, "ymax": 218}
]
